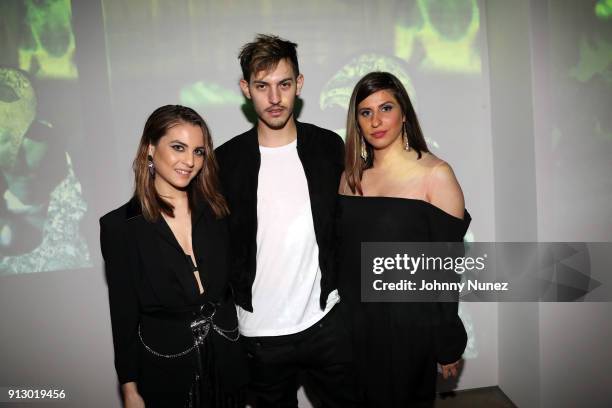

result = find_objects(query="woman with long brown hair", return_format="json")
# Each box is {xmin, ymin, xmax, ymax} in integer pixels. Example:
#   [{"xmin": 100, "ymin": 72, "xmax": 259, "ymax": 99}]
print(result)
[
  {"xmin": 336, "ymin": 72, "xmax": 470, "ymax": 406},
  {"xmin": 100, "ymin": 105, "xmax": 247, "ymax": 407}
]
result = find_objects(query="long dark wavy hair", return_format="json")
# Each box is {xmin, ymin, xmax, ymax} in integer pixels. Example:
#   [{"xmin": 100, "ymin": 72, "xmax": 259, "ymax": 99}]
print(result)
[
  {"xmin": 132, "ymin": 105, "xmax": 228, "ymax": 221},
  {"xmin": 345, "ymin": 72, "xmax": 429, "ymax": 195}
]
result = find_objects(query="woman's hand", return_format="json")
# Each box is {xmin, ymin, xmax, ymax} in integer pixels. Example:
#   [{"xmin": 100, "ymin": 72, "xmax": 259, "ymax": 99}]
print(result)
[
  {"xmin": 122, "ymin": 382, "xmax": 145, "ymax": 408},
  {"xmin": 439, "ymin": 359, "xmax": 461, "ymax": 379}
]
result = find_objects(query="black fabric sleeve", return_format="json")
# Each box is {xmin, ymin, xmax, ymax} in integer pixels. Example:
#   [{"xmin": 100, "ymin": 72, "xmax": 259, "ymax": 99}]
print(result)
[
  {"xmin": 100, "ymin": 217, "xmax": 140, "ymax": 384},
  {"xmin": 332, "ymin": 131, "xmax": 345, "ymax": 177},
  {"xmin": 431, "ymin": 210, "xmax": 471, "ymax": 365},
  {"xmin": 214, "ymin": 145, "xmax": 251, "ymax": 311}
]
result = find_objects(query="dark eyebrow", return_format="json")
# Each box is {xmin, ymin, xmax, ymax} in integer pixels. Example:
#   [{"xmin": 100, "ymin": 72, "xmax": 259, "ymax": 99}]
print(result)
[
  {"xmin": 169, "ymin": 140, "xmax": 205, "ymax": 149},
  {"xmin": 358, "ymin": 100, "xmax": 396, "ymax": 110},
  {"xmin": 253, "ymin": 77, "xmax": 294, "ymax": 85}
]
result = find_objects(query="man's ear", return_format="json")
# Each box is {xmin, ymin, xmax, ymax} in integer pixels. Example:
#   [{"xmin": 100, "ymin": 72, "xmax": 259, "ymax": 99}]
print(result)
[
  {"xmin": 239, "ymin": 79, "xmax": 251, "ymax": 99},
  {"xmin": 295, "ymin": 74, "xmax": 304, "ymax": 96}
]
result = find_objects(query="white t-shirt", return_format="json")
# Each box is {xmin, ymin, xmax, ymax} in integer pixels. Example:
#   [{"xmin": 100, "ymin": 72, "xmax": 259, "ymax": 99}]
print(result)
[{"xmin": 237, "ymin": 139, "xmax": 339, "ymax": 337}]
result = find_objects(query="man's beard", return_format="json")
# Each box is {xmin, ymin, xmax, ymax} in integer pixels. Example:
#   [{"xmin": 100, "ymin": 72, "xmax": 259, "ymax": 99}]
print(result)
[{"xmin": 258, "ymin": 106, "xmax": 294, "ymax": 130}]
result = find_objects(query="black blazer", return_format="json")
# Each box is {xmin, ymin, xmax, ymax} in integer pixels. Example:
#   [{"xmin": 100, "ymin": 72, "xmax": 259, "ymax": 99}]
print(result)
[
  {"xmin": 215, "ymin": 121, "xmax": 345, "ymax": 312},
  {"xmin": 99, "ymin": 197, "xmax": 247, "ymax": 393}
]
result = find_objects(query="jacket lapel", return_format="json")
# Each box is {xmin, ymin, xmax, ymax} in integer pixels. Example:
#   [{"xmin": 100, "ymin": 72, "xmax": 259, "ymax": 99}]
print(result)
[
  {"xmin": 246, "ymin": 126, "xmax": 261, "ymax": 200},
  {"xmin": 127, "ymin": 196, "xmax": 182, "ymax": 252},
  {"xmin": 296, "ymin": 122, "xmax": 323, "ymax": 233},
  {"xmin": 190, "ymin": 201, "xmax": 207, "ymax": 274},
  {"xmin": 191, "ymin": 199, "xmax": 206, "ymax": 229},
  {"xmin": 126, "ymin": 196, "xmax": 199, "ymax": 303},
  {"xmin": 151, "ymin": 216, "xmax": 182, "ymax": 252}
]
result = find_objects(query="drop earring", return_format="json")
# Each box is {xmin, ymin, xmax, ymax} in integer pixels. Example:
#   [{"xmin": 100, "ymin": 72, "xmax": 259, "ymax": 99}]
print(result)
[
  {"xmin": 360, "ymin": 136, "xmax": 368, "ymax": 161},
  {"xmin": 403, "ymin": 126, "xmax": 410, "ymax": 151},
  {"xmin": 147, "ymin": 154, "xmax": 155, "ymax": 177}
]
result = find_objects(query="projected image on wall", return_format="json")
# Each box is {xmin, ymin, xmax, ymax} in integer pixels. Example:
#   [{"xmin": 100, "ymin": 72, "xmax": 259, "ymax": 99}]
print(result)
[
  {"xmin": 543, "ymin": 0, "xmax": 612, "ymax": 240},
  {"xmin": 0, "ymin": 0, "xmax": 91, "ymax": 275},
  {"xmin": 100, "ymin": 0, "xmax": 488, "ymax": 363}
]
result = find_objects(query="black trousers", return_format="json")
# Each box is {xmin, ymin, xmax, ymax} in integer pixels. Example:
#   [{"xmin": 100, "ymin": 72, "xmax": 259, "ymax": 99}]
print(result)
[{"xmin": 241, "ymin": 306, "xmax": 362, "ymax": 408}]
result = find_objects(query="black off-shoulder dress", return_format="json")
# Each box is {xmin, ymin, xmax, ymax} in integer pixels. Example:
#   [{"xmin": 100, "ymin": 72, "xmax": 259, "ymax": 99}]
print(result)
[{"xmin": 336, "ymin": 195, "xmax": 471, "ymax": 407}]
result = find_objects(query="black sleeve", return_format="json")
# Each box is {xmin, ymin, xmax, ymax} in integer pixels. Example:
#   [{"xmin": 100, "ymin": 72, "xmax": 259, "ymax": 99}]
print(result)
[
  {"xmin": 214, "ymin": 144, "xmax": 251, "ymax": 310},
  {"xmin": 332, "ymin": 131, "xmax": 345, "ymax": 177},
  {"xmin": 431, "ymin": 211, "xmax": 471, "ymax": 365},
  {"xmin": 433, "ymin": 305, "xmax": 467, "ymax": 365},
  {"xmin": 100, "ymin": 217, "xmax": 140, "ymax": 384}
]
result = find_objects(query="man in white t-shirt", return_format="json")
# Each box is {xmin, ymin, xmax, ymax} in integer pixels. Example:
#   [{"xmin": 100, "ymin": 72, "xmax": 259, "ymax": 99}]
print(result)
[{"xmin": 215, "ymin": 34, "xmax": 360, "ymax": 407}]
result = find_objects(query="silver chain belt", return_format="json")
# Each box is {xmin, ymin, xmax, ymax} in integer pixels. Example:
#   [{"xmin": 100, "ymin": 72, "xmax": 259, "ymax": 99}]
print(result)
[{"xmin": 138, "ymin": 304, "xmax": 240, "ymax": 359}]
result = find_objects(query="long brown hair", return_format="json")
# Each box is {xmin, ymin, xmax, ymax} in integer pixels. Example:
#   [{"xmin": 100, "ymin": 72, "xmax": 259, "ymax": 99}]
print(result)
[
  {"xmin": 345, "ymin": 72, "xmax": 429, "ymax": 195},
  {"xmin": 133, "ymin": 105, "xmax": 228, "ymax": 221}
]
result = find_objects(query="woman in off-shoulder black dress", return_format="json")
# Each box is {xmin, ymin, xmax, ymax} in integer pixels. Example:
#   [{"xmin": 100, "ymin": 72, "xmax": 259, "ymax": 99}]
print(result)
[{"xmin": 337, "ymin": 72, "xmax": 470, "ymax": 407}]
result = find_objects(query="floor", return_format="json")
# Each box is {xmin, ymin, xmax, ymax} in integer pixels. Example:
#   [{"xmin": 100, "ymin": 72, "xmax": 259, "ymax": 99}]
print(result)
[{"xmin": 436, "ymin": 386, "xmax": 517, "ymax": 408}]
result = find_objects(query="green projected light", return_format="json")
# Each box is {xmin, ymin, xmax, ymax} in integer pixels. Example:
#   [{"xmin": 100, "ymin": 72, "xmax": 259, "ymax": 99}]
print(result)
[
  {"xmin": 319, "ymin": 53, "xmax": 444, "ymax": 149},
  {"xmin": 0, "ymin": 153, "xmax": 91, "ymax": 275},
  {"xmin": 596, "ymin": 0, "xmax": 612, "ymax": 20},
  {"xmin": 0, "ymin": 69, "xmax": 36, "ymax": 171},
  {"xmin": 18, "ymin": 0, "xmax": 78, "ymax": 79},
  {"xmin": 319, "ymin": 54, "xmax": 417, "ymax": 139},
  {"xmin": 0, "ymin": 68, "xmax": 90, "ymax": 275},
  {"xmin": 459, "ymin": 303, "xmax": 477, "ymax": 358},
  {"xmin": 571, "ymin": 37, "xmax": 612, "ymax": 85},
  {"xmin": 395, "ymin": 0, "xmax": 481, "ymax": 73},
  {"xmin": 320, "ymin": 54, "xmax": 416, "ymax": 112},
  {"xmin": 180, "ymin": 81, "xmax": 243, "ymax": 109}
]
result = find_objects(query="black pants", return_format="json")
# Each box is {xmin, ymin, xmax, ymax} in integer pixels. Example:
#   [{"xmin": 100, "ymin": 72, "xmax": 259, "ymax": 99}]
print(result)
[{"xmin": 241, "ymin": 306, "xmax": 362, "ymax": 408}]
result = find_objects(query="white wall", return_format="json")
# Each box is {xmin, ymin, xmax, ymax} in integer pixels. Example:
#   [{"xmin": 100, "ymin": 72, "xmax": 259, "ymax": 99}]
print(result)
[{"xmin": 489, "ymin": 0, "xmax": 612, "ymax": 406}]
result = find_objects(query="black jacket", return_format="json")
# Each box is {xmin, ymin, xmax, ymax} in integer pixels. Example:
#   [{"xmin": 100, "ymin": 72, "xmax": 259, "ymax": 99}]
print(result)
[
  {"xmin": 99, "ymin": 197, "xmax": 248, "ymax": 393},
  {"xmin": 215, "ymin": 121, "xmax": 344, "ymax": 312}
]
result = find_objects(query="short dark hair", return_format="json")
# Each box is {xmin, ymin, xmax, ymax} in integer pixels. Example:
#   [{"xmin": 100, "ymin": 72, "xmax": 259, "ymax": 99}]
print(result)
[{"xmin": 238, "ymin": 34, "xmax": 299, "ymax": 81}]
